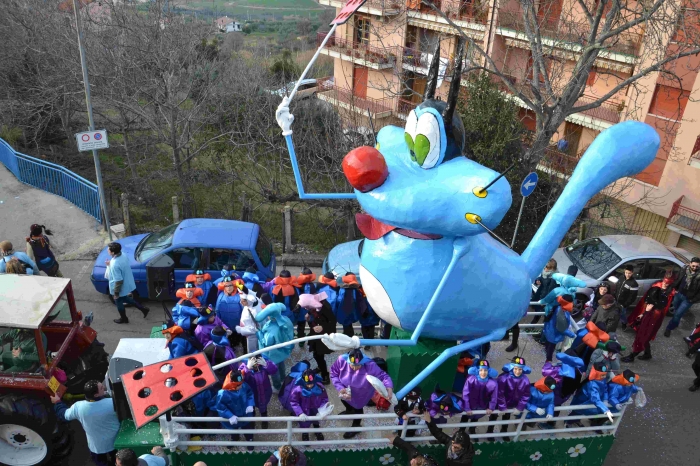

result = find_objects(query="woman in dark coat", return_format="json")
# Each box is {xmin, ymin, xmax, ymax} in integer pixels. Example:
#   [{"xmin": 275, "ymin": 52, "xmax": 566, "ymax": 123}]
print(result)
[
  {"xmin": 297, "ymin": 292, "xmax": 337, "ymax": 384},
  {"xmin": 622, "ymin": 274, "xmax": 675, "ymax": 362}
]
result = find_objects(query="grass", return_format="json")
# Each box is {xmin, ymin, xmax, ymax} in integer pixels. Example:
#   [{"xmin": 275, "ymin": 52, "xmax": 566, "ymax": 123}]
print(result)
[{"xmin": 178, "ymin": 0, "xmax": 330, "ymax": 18}]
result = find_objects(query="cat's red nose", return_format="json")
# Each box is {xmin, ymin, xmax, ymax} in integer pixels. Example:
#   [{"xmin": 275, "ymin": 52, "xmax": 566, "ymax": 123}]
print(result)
[{"xmin": 342, "ymin": 146, "xmax": 388, "ymax": 193}]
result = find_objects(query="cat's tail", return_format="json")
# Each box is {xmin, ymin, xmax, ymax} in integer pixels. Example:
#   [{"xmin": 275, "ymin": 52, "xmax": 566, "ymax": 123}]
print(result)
[{"xmin": 521, "ymin": 121, "xmax": 659, "ymax": 279}]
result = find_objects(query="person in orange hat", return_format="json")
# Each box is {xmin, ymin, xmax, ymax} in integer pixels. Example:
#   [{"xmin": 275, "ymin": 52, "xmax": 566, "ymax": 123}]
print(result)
[
  {"xmin": 271, "ymin": 270, "xmax": 300, "ymax": 322},
  {"xmin": 566, "ymin": 361, "xmax": 613, "ymax": 429},
  {"xmin": 212, "ymin": 369, "xmax": 256, "ymax": 450},
  {"xmin": 187, "ymin": 269, "xmax": 216, "ymax": 307},
  {"xmin": 622, "ymin": 272, "xmax": 676, "ymax": 362},
  {"xmin": 542, "ymin": 295, "xmax": 576, "ymax": 362},
  {"xmin": 162, "ymin": 325, "xmax": 201, "ymax": 359},
  {"xmin": 293, "ymin": 268, "xmax": 318, "ymax": 346},
  {"xmin": 172, "ymin": 282, "xmax": 203, "ymax": 331}
]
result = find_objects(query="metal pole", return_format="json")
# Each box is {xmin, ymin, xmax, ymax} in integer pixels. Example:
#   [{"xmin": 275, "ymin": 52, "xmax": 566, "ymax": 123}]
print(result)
[
  {"xmin": 511, "ymin": 196, "xmax": 526, "ymax": 248},
  {"xmin": 72, "ymin": 0, "xmax": 112, "ymax": 240}
]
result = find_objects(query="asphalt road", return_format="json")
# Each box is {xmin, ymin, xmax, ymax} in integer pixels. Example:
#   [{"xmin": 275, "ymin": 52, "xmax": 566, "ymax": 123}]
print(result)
[{"xmin": 2, "ymin": 165, "xmax": 699, "ymax": 465}]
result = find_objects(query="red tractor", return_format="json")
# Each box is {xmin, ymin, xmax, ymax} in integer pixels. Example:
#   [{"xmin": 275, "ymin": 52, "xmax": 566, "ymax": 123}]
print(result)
[{"xmin": 0, "ymin": 274, "xmax": 108, "ymax": 466}]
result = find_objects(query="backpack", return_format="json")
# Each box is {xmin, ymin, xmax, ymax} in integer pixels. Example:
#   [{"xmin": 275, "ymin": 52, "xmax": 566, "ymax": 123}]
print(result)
[{"xmin": 278, "ymin": 360, "xmax": 311, "ymax": 412}]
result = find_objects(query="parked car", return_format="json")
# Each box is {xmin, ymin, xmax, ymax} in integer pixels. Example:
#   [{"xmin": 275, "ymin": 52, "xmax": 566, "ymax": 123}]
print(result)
[
  {"xmin": 91, "ymin": 219, "xmax": 276, "ymax": 300},
  {"xmin": 322, "ymin": 239, "xmax": 364, "ymax": 283},
  {"xmin": 551, "ymin": 235, "xmax": 691, "ymax": 305},
  {"xmin": 268, "ymin": 78, "xmax": 318, "ymax": 99}
]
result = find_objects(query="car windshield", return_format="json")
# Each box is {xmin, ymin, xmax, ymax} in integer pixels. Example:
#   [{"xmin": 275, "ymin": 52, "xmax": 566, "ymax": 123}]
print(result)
[
  {"xmin": 565, "ymin": 238, "xmax": 621, "ymax": 279},
  {"xmin": 136, "ymin": 223, "xmax": 179, "ymax": 262}
]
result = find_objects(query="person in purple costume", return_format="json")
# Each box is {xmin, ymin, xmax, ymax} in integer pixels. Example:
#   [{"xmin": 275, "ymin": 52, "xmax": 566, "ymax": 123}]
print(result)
[
  {"xmin": 426, "ymin": 386, "xmax": 463, "ymax": 428},
  {"xmin": 459, "ymin": 359, "xmax": 498, "ymax": 435},
  {"xmin": 203, "ymin": 326, "xmax": 236, "ymax": 373},
  {"xmin": 541, "ymin": 351, "xmax": 585, "ymax": 427},
  {"xmin": 489, "ymin": 356, "xmax": 531, "ymax": 440},
  {"xmin": 289, "ymin": 369, "xmax": 331, "ymax": 441},
  {"xmin": 194, "ymin": 305, "xmax": 231, "ymax": 347},
  {"xmin": 330, "ymin": 348, "xmax": 394, "ymax": 439},
  {"xmin": 238, "ymin": 355, "xmax": 278, "ymax": 429}
]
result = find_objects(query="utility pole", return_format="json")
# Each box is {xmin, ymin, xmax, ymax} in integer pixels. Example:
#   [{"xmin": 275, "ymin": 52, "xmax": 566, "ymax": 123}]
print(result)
[{"xmin": 72, "ymin": 0, "xmax": 112, "ymax": 240}]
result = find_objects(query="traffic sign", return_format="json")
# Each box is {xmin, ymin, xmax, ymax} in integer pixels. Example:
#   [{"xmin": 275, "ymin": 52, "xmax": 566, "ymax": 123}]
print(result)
[
  {"xmin": 520, "ymin": 172, "xmax": 538, "ymax": 197},
  {"xmin": 75, "ymin": 130, "xmax": 109, "ymax": 151}
]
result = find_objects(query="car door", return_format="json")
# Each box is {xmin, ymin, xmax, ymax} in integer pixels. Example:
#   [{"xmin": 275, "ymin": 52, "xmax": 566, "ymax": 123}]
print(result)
[
  {"xmin": 156, "ymin": 246, "xmax": 206, "ymax": 293},
  {"xmin": 608, "ymin": 258, "xmax": 648, "ymax": 305},
  {"xmin": 644, "ymin": 258, "xmax": 682, "ymax": 286}
]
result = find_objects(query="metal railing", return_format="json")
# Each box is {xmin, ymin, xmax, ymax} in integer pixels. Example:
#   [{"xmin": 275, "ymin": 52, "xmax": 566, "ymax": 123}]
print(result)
[
  {"xmin": 397, "ymin": 98, "xmax": 419, "ymax": 117},
  {"xmin": 497, "ymin": 9, "xmax": 643, "ymax": 56},
  {"xmin": 317, "ymin": 32, "xmax": 398, "ymax": 67},
  {"xmin": 317, "ymin": 83, "xmax": 395, "ymax": 116},
  {"xmin": 162, "ymin": 403, "xmax": 628, "ymax": 450},
  {"xmin": 668, "ymin": 195, "xmax": 700, "ymax": 236},
  {"xmin": 573, "ymin": 95, "xmax": 623, "ymax": 124},
  {"xmin": 0, "ymin": 138, "xmax": 102, "ymax": 222}
]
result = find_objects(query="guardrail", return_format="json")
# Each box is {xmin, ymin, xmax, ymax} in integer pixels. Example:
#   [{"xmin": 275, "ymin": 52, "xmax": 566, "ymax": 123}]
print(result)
[
  {"xmin": 162, "ymin": 403, "xmax": 628, "ymax": 450},
  {"xmin": 316, "ymin": 32, "xmax": 398, "ymax": 68},
  {"xmin": 0, "ymin": 138, "xmax": 102, "ymax": 222},
  {"xmin": 668, "ymin": 195, "xmax": 700, "ymax": 236}
]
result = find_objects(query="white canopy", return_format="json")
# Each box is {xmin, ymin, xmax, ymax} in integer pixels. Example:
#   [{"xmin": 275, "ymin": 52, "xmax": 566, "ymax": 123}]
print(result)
[{"xmin": 0, "ymin": 275, "xmax": 71, "ymax": 329}]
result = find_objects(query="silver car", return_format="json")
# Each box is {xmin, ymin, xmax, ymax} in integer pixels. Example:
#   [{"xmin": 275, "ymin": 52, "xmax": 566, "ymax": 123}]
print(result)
[{"xmin": 551, "ymin": 235, "xmax": 691, "ymax": 304}]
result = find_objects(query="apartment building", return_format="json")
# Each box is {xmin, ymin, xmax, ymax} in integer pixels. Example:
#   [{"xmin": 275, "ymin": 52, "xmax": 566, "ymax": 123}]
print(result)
[{"xmin": 316, "ymin": 0, "xmax": 700, "ymax": 255}]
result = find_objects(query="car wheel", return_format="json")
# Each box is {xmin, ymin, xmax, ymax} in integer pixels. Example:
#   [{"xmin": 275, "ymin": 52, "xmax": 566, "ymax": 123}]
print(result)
[{"xmin": 0, "ymin": 395, "xmax": 56, "ymax": 466}]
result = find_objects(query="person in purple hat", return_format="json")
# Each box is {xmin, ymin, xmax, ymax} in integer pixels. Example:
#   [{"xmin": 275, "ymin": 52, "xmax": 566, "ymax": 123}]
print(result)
[
  {"xmin": 194, "ymin": 305, "xmax": 232, "ymax": 347},
  {"xmin": 459, "ymin": 359, "xmax": 498, "ymax": 435},
  {"xmin": 289, "ymin": 369, "xmax": 332, "ymax": 441},
  {"xmin": 203, "ymin": 326, "xmax": 236, "ymax": 371},
  {"xmin": 239, "ymin": 355, "xmax": 277, "ymax": 429},
  {"xmin": 490, "ymin": 356, "xmax": 531, "ymax": 440},
  {"xmin": 330, "ymin": 348, "xmax": 394, "ymax": 438},
  {"xmin": 426, "ymin": 386, "xmax": 463, "ymax": 432}
]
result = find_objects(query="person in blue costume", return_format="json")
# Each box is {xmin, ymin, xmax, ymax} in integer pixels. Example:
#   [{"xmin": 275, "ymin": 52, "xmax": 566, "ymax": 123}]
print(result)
[
  {"xmin": 336, "ymin": 272, "xmax": 365, "ymax": 337},
  {"xmin": 542, "ymin": 295, "xmax": 576, "ymax": 362},
  {"xmin": 243, "ymin": 266, "xmax": 268, "ymax": 296},
  {"xmin": 608, "ymin": 369, "xmax": 642, "ymax": 413},
  {"xmin": 255, "ymin": 302, "xmax": 294, "ymax": 390},
  {"xmin": 213, "ymin": 265, "xmax": 240, "ymax": 289},
  {"xmin": 293, "ymin": 268, "xmax": 318, "ymax": 347},
  {"xmin": 162, "ymin": 325, "xmax": 201, "ymax": 359},
  {"xmin": 187, "ymin": 270, "xmax": 217, "ymax": 307},
  {"xmin": 459, "ymin": 359, "xmax": 498, "ymax": 435},
  {"xmin": 317, "ymin": 272, "xmax": 340, "ymax": 312},
  {"xmin": 541, "ymin": 352, "xmax": 585, "ymax": 425},
  {"xmin": 204, "ymin": 326, "xmax": 236, "ymax": 371},
  {"xmin": 566, "ymin": 361, "xmax": 613, "ymax": 428},
  {"xmin": 289, "ymin": 369, "xmax": 331, "ymax": 441},
  {"xmin": 523, "ymin": 376, "xmax": 556, "ymax": 431},
  {"xmin": 171, "ymin": 297, "xmax": 201, "ymax": 332},
  {"xmin": 271, "ymin": 270, "xmax": 300, "ymax": 322},
  {"xmin": 194, "ymin": 305, "xmax": 231, "ymax": 347},
  {"xmin": 215, "ymin": 276, "xmax": 246, "ymax": 349},
  {"xmin": 187, "ymin": 372, "xmax": 224, "ymax": 418},
  {"xmin": 0, "ymin": 240, "xmax": 37, "ymax": 274},
  {"xmin": 491, "ymin": 356, "xmax": 531, "ymax": 440},
  {"xmin": 212, "ymin": 369, "xmax": 256, "ymax": 451},
  {"xmin": 358, "ymin": 302, "xmax": 380, "ymax": 340}
]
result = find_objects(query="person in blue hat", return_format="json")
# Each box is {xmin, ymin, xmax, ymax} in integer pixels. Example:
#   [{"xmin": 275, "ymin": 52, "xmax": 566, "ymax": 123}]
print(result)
[
  {"xmin": 491, "ymin": 356, "xmax": 531, "ymax": 440},
  {"xmin": 565, "ymin": 361, "xmax": 613, "ymax": 429},
  {"xmin": 194, "ymin": 305, "xmax": 231, "ymax": 347},
  {"xmin": 215, "ymin": 276, "xmax": 246, "ymax": 349},
  {"xmin": 289, "ymin": 369, "xmax": 331, "ymax": 441},
  {"xmin": 212, "ymin": 369, "xmax": 256, "ymax": 451},
  {"xmin": 459, "ymin": 359, "xmax": 498, "ymax": 435},
  {"xmin": 608, "ymin": 369, "xmax": 643, "ymax": 412}
]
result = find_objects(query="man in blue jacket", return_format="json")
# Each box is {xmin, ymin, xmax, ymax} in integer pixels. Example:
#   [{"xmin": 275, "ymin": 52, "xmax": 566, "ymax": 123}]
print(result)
[
  {"xmin": 0, "ymin": 240, "xmax": 37, "ymax": 274},
  {"xmin": 51, "ymin": 380, "xmax": 120, "ymax": 466},
  {"xmin": 106, "ymin": 242, "xmax": 149, "ymax": 324}
]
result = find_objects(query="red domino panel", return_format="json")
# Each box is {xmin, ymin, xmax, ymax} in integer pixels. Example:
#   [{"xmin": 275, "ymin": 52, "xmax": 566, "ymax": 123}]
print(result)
[
  {"xmin": 122, "ymin": 353, "xmax": 217, "ymax": 428},
  {"xmin": 331, "ymin": 0, "xmax": 367, "ymax": 25}
]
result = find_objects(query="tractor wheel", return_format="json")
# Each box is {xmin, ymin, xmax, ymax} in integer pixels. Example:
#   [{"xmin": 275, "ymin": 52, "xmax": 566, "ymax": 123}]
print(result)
[
  {"xmin": 0, "ymin": 394, "xmax": 58, "ymax": 466},
  {"xmin": 60, "ymin": 341, "xmax": 110, "ymax": 395}
]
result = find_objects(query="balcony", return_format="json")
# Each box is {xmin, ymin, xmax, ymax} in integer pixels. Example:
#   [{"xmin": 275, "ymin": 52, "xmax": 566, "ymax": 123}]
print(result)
[
  {"xmin": 317, "ymin": 32, "xmax": 398, "ymax": 70},
  {"xmin": 668, "ymin": 196, "xmax": 700, "ymax": 239},
  {"xmin": 538, "ymin": 146, "xmax": 579, "ymax": 175},
  {"xmin": 318, "ymin": 0, "xmax": 401, "ymax": 16},
  {"xmin": 396, "ymin": 97, "xmax": 419, "ymax": 119},
  {"xmin": 401, "ymin": 46, "xmax": 452, "ymax": 75},
  {"xmin": 573, "ymin": 95, "xmax": 623, "ymax": 124},
  {"xmin": 317, "ymin": 82, "xmax": 394, "ymax": 118},
  {"xmin": 406, "ymin": 0, "xmax": 487, "ymax": 36},
  {"xmin": 497, "ymin": 10, "xmax": 643, "ymax": 57}
]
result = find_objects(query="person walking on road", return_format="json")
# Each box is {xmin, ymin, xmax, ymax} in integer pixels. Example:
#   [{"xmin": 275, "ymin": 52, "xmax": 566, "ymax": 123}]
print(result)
[
  {"xmin": 25, "ymin": 224, "xmax": 63, "ymax": 277},
  {"xmin": 51, "ymin": 380, "xmax": 120, "ymax": 466},
  {"xmin": 614, "ymin": 264, "xmax": 639, "ymax": 330},
  {"xmin": 106, "ymin": 242, "xmax": 150, "ymax": 324},
  {"xmin": 0, "ymin": 240, "xmax": 37, "ymax": 274},
  {"xmin": 664, "ymin": 257, "xmax": 700, "ymax": 337}
]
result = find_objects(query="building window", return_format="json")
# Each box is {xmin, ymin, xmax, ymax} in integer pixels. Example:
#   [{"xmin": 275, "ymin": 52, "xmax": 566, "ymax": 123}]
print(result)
[
  {"xmin": 354, "ymin": 16, "xmax": 370, "ymax": 46},
  {"xmin": 648, "ymin": 84, "xmax": 690, "ymax": 120},
  {"xmin": 672, "ymin": 7, "xmax": 700, "ymax": 43}
]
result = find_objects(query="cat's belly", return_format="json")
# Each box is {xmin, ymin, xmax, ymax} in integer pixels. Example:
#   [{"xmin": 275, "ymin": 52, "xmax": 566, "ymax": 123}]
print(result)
[{"xmin": 359, "ymin": 232, "xmax": 531, "ymax": 340}]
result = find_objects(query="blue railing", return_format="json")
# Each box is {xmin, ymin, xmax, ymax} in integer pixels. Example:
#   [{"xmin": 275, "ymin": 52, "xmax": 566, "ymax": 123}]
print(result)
[{"xmin": 0, "ymin": 138, "xmax": 102, "ymax": 222}]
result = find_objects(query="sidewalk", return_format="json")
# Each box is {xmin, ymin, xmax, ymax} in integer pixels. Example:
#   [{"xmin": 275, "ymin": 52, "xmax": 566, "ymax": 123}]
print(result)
[{"xmin": 0, "ymin": 164, "xmax": 106, "ymax": 259}]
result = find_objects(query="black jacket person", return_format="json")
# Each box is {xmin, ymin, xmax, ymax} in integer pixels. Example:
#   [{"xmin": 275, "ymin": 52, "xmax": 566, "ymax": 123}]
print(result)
[{"xmin": 424, "ymin": 412, "xmax": 475, "ymax": 466}]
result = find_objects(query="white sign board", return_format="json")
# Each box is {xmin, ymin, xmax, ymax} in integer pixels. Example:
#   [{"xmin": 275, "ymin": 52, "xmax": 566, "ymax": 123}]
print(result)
[{"xmin": 76, "ymin": 130, "xmax": 109, "ymax": 151}]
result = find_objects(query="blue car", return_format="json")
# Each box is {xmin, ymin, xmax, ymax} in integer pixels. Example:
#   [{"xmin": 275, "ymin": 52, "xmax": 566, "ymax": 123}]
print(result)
[
  {"xmin": 91, "ymin": 219, "xmax": 276, "ymax": 300},
  {"xmin": 322, "ymin": 239, "xmax": 364, "ymax": 283}
]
